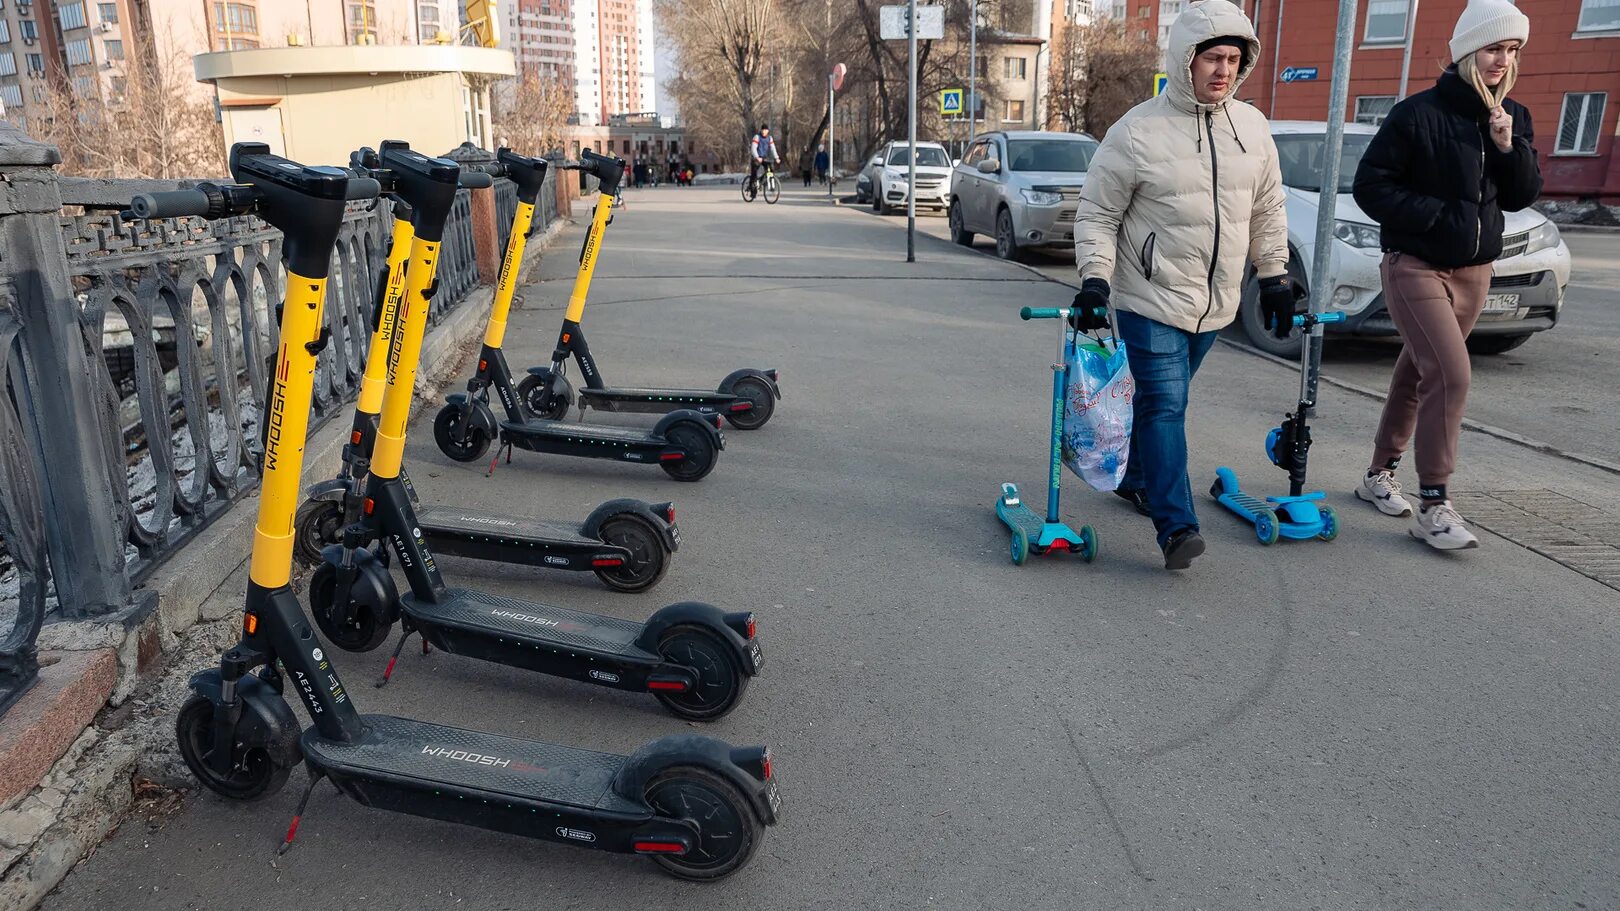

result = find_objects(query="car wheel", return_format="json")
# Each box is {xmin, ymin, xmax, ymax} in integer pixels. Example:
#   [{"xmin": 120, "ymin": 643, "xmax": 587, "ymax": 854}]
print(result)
[
  {"xmin": 995, "ymin": 208, "xmax": 1027, "ymax": 262},
  {"xmin": 1237, "ymin": 262, "xmax": 1310, "ymax": 359},
  {"xmin": 1465, "ymin": 333, "xmax": 1532, "ymax": 355},
  {"xmin": 949, "ymin": 201, "xmax": 974, "ymax": 246}
]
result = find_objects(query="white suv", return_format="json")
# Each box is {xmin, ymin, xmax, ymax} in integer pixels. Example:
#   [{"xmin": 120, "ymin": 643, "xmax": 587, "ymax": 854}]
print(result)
[
  {"xmin": 1242, "ymin": 121, "xmax": 1572, "ymax": 357},
  {"xmin": 856, "ymin": 141, "xmax": 954, "ymax": 214}
]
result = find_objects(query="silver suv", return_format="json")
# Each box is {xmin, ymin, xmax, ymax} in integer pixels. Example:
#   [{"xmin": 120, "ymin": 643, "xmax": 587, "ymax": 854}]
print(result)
[{"xmin": 949, "ymin": 130, "xmax": 1098, "ymax": 261}]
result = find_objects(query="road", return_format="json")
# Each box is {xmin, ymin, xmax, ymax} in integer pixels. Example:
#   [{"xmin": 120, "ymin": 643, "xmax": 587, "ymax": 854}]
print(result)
[
  {"xmin": 895, "ymin": 203, "xmax": 1620, "ymax": 462},
  {"xmin": 44, "ymin": 184, "xmax": 1620, "ymax": 911}
]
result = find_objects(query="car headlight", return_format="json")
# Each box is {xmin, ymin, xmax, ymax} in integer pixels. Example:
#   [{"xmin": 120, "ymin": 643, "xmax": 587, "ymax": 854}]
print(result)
[
  {"xmin": 1333, "ymin": 219, "xmax": 1381, "ymax": 249},
  {"xmin": 1020, "ymin": 188, "xmax": 1062, "ymax": 206},
  {"xmin": 1523, "ymin": 219, "xmax": 1561, "ymax": 255}
]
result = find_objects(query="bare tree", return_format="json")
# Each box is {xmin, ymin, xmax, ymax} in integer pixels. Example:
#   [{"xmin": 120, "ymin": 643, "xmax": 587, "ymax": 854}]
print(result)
[
  {"xmin": 656, "ymin": 0, "xmax": 778, "ymax": 166},
  {"xmin": 493, "ymin": 74, "xmax": 574, "ymax": 157},
  {"xmin": 1047, "ymin": 19, "xmax": 1159, "ymax": 138}
]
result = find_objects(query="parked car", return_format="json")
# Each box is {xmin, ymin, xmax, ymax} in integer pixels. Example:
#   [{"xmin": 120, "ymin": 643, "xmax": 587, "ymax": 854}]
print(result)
[
  {"xmin": 948, "ymin": 130, "xmax": 1099, "ymax": 261},
  {"xmin": 854, "ymin": 141, "xmax": 955, "ymax": 214},
  {"xmin": 1240, "ymin": 121, "xmax": 1572, "ymax": 357}
]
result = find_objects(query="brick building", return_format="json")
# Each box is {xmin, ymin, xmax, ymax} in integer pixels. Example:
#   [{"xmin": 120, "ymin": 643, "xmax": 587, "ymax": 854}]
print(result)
[{"xmin": 1119, "ymin": 0, "xmax": 1620, "ymax": 201}]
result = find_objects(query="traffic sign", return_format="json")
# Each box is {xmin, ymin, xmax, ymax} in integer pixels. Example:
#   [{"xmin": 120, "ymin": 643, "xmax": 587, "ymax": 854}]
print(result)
[
  {"xmin": 880, "ymin": 5, "xmax": 944, "ymax": 40},
  {"xmin": 831, "ymin": 62, "xmax": 847, "ymax": 91},
  {"xmin": 1281, "ymin": 66, "xmax": 1319, "ymax": 83},
  {"xmin": 1152, "ymin": 72, "xmax": 1167, "ymax": 96},
  {"xmin": 940, "ymin": 88, "xmax": 964, "ymax": 115}
]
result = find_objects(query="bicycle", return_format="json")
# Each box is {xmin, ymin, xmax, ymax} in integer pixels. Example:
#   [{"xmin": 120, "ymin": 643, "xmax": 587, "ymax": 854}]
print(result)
[{"xmin": 741, "ymin": 163, "xmax": 781, "ymax": 205}]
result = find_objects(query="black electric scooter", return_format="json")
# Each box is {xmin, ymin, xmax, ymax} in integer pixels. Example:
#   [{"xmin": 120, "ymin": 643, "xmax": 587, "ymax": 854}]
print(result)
[
  {"xmin": 433, "ymin": 150, "xmax": 726, "ymax": 480},
  {"xmin": 294, "ymin": 143, "xmax": 677, "ymax": 593},
  {"xmin": 514, "ymin": 154, "xmax": 781, "ymax": 430},
  {"xmin": 311, "ymin": 143, "xmax": 762, "ymax": 722},
  {"xmin": 150, "ymin": 144, "xmax": 778, "ymax": 881}
]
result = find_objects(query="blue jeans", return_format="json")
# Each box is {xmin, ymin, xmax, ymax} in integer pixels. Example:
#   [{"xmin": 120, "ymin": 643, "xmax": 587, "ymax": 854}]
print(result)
[{"xmin": 1115, "ymin": 310, "xmax": 1218, "ymax": 549}]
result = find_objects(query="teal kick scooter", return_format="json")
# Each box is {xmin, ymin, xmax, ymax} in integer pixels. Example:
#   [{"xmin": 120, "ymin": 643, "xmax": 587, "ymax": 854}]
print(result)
[
  {"xmin": 995, "ymin": 304, "xmax": 1101, "ymax": 566},
  {"xmin": 1210, "ymin": 310, "xmax": 1347, "ymax": 544}
]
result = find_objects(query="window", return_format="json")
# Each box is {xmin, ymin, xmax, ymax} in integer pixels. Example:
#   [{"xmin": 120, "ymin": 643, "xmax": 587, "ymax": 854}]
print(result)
[
  {"xmin": 59, "ymin": 2, "xmax": 87, "ymax": 29},
  {"xmin": 103, "ymin": 38, "xmax": 122, "ymax": 59},
  {"xmin": 1004, "ymin": 99, "xmax": 1025, "ymax": 122},
  {"xmin": 0, "ymin": 84, "xmax": 20, "ymax": 107},
  {"xmin": 1354, "ymin": 95, "xmax": 1395, "ymax": 125},
  {"xmin": 886, "ymin": 146, "xmax": 951, "ymax": 167},
  {"xmin": 0, "ymin": 20, "xmax": 10, "ymax": 42},
  {"xmin": 1006, "ymin": 137, "xmax": 1098, "ymax": 171},
  {"xmin": 1557, "ymin": 92, "xmax": 1606, "ymax": 154},
  {"xmin": 419, "ymin": 2, "xmax": 439, "ymax": 23},
  {"xmin": 65, "ymin": 38, "xmax": 92, "ymax": 65},
  {"xmin": 1275, "ymin": 132, "xmax": 1374, "ymax": 193},
  {"xmin": 214, "ymin": 2, "xmax": 258, "ymax": 35},
  {"xmin": 26, "ymin": 53, "xmax": 43, "ymax": 72},
  {"xmin": 974, "ymin": 55, "xmax": 986, "ymax": 78},
  {"xmin": 98, "ymin": 2, "xmax": 118, "ymax": 23},
  {"xmin": 962, "ymin": 141, "xmax": 989, "ymax": 167},
  {"xmin": 0, "ymin": 52, "xmax": 14, "ymax": 75},
  {"xmin": 21, "ymin": 20, "xmax": 37, "ymax": 41},
  {"xmin": 1003, "ymin": 56, "xmax": 1026, "ymax": 79},
  {"xmin": 1577, "ymin": 0, "xmax": 1620, "ymax": 33},
  {"xmin": 71, "ymin": 74, "xmax": 93, "ymax": 96},
  {"xmin": 1363, "ymin": 0, "xmax": 1408, "ymax": 43}
]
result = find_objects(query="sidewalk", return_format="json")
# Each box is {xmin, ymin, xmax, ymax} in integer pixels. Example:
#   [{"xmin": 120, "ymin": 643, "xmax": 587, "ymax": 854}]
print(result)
[{"xmin": 41, "ymin": 184, "xmax": 1620, "ymax": 911}]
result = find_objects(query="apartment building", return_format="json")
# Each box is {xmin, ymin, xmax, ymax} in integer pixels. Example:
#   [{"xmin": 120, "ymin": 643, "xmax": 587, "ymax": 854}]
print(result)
[{"xmin": 572, "ymin": 0, "xmax": 656, "ymax": 125}]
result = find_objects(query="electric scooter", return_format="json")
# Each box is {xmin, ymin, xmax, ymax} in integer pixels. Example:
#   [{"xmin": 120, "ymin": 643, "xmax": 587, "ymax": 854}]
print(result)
[
  {"xmin": 144, "ymin": 144, "xmax": 778, "ymax": 882},
  {"xmin": 433, "ymin": 150, "xmax": 726, "ymax": 480},
  {"xmin": 294, "ymin": 143, "xmax": 677, "ymax": 593},
  {"xmin": 515, "ymin": 154, "xmax": 781, "ymax": 430},
  {"xmin": 311, "ymin": 143, "xmax": 762, "ymax": 722},
  {"xmin": 994, "ymin": 304, "xmax": 1100, "ymax": 566},
  {"xmin": 1210, "ymin": 311, "xmax": 1347, "ymax": 544}
]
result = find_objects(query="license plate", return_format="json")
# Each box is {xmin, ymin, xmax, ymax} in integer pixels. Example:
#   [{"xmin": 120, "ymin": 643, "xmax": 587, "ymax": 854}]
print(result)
[
  {"xmin": 1483, "ymin": 293, "xmax": 1520, "ymax": 313},
  {"xmin": 747, "ymin": 639, "xmax": 764, "ymax": 672},
  {"xmin": 763, "ymin": 777, "xmax": 783, "ymax": 818}
]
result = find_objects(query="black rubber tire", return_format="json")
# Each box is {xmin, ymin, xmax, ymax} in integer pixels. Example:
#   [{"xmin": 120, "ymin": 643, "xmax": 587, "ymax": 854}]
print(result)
[
  {"xmin": 516, "ymin": 372, "xmax": 570, "ymax": 421},
  {"xmin": 645, "ymin": 765, "xmax": 763, "ymax": 881},
  {"xmin": 995, "ymin": 208, "xmax": 1027, "ymax": 262},
  {"xmin": 294, "ymin": 499, "xmax": 344, "ymax": 567},
  {"xmin": 740, "ymin": 179, "xmax": 755, "ymax": 203},
  {"xmin": 659, "ymin": 422, "xmax": 718, "ymax": 482},
  {"xmin": 1465, "ymin": 333, "xmax": 1532, "ymax": 355},
  {"xmin": 763, "ymin": 176, "xmax": 780, "ymax": 205},
  {"xmin": 948, "ymin": 200, "xmax": 974, "ymax": 246},
  {"xmin": 594, "ymin": 514, "xmax": 670, "ymax": 593},
  {"xmin": 433, "ymin": 404, "xmax": 491, "ymax": 463},
  {"xmin": 309, "ymin": 562, "xmax": 393, "ymax": 652},
  {"xmin": 722, "ymin": 376, "xmax": 775, "ymax": 431},
  {"xmin": 653, "ymin": 624, "xmax": 748, "ymax": 721},
  {"xmin": 175, "ymin": 694, "xmax": 295, "ymax": 802},
  {"xmin": 872, "ymin": 192, "xmax": 883, "ymax": 214}
]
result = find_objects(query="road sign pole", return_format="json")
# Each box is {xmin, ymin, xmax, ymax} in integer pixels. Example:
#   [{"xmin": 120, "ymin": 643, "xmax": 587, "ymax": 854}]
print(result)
[
  {"xmin": 1303, "ymin": 0, "xmax": 1360, "ymax": 413},
  {"xmin": 828, "ymin": 76, "xmax": 835, "ymax": 200},
  {"xmin": 969, "ymin": 0, "xmax": 977, "ymax": 143},
  {"xmin": 1397, "ymin": 0, "xmax": 1420, "ymax": 100},
  {"xmin": 906, "ymin": 0, "xmax": 917, "ymax": 263}
]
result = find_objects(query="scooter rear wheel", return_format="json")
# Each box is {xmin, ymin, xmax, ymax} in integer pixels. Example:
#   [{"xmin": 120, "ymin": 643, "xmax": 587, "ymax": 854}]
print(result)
[
  {"xmin": 723, "ymin": 376, "xmax": 776, "ymax": 431},
  {"xmin": 175, "ymin": 694, "xmax": 295, "ymax": 801},
  {"xmin": 659, "ymin": 423, "xmax": 719, "ymax": 482},
  {"xmin": 644, "ymin": 766, "xmax": 762, "ymax": 880},
  {"xmin": 294, "ymin": 499, "xmax": 344, "ymax": 567},
  {"xmin": 1010, "ymin": 529, "xmax": 1029, "ymax": 565},
  {"xmin": 433, "ymin": 405, "xmax": 491, "ymax": 462},
  {"xmin": 654, "ymin": 625, "xmax": 748, "ymax": 721},
  {"xmin": 594, "ymin": 514, "xmax": 670, "ymax": 593},
  {"xmin": 1254, "ymin": 509, "xmax": 1281, "ymax": 546},
  {"xmin": 1077, "ymin": 526, "xmax": 1098, "ymax": 563},
  {"xmin": 516, "ymin": 373, "xmax": 571, "ymax": 421},
  {"xmin": 309, "ymin": 563, "xmax": 394, "ymax": 652}
]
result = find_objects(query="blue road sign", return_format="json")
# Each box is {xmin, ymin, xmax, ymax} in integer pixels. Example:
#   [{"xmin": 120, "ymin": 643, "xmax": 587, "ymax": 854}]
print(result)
[
  {"xmin": 1153, "ymin": 72, "xmax": 1168, "ymax": 96},
  {"xmin": 1280, "ymin": 66, "xmax": 1319, "ymax": 84},
  {"xmin": 940, "ymin": 88, "xmax": 964, "ymax": 115}
]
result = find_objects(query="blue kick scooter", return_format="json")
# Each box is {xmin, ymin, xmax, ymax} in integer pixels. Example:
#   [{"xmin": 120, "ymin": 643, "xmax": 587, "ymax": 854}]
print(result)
[
  {"xmin": 994, "ymin": 304, "xmax": 1100, "ymax": 566},
  {"xmin": 1210, "ymin": 310, "xmax": 1347, "ymax": 544}
]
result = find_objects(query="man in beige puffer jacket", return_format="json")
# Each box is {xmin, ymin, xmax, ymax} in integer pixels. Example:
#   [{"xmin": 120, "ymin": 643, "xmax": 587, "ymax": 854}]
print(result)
[{"xmin": 1072, "ymin": 0, "xmax": 1293, "ymax": 570}]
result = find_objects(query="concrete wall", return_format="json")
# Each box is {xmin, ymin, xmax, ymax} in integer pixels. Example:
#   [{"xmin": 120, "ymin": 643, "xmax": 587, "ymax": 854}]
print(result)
[{"xmin": 216, "ymin": 71, "xmax": 473, "ymax": 165}]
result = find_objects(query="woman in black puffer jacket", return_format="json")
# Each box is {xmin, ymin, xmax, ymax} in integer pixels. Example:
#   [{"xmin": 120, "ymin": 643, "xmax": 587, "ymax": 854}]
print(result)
[{"xmin": 1351, "ymin": 0, "xmax": 1542, "ymax": 552}]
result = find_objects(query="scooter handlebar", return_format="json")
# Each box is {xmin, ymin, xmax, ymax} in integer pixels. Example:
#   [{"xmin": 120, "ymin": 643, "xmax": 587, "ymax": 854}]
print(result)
[
  {"xmin": 128, "ymin": 188, "xmax": 214, "ymax": 219},
  {"xmin": 457, "ymin": 170, "xmax": 494, "ymax": 189},
  {"xmin": 345, "ymin": 177, "xmax": 383, "ymax": 200},
  {"xmin": 1020, "ymin": 306, "xmax": 1066, "ymax": 320},
  {"xmin": 1292, "ymin": 311, "xmax": 1347, "ymax": 328}
]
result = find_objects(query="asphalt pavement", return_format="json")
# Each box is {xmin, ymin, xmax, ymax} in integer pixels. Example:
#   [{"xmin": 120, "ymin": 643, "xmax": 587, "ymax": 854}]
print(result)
[{"xmin": 43, "ymin": 184, "xmax": 1620, "ymax": 911}]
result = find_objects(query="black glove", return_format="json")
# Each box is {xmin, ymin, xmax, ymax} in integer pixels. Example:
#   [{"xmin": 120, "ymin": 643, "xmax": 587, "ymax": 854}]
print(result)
[
  {"xmin": 1258, "ymin": 274, "xmax": 1305, "ymax": 339},
  {"xmin": 1068, "ymin": 278, "xmax": 1111, "ymax": 332}
]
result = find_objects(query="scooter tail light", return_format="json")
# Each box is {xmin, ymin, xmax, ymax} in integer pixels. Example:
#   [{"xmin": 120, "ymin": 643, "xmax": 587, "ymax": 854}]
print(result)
[
  {"xmin": 722, "ymin": 611, "xmax": 756, "ymax": 641},
  {"xmin": 761, "ymin": 750, "xmax": 772, "ymax": 780},
  {"xmin": 590, "ymin": 558, "xmax": 623, "ymax": 567},
  {"xmin": 634, "ymin": 841, "xmax": 687, "ymax": 855},
  {"xmin": 658, "ymin": 452, "xmax": 683, "ymax": 461}
]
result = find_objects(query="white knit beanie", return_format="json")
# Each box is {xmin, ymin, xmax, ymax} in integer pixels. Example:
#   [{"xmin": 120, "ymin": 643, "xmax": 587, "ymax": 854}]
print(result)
[{"xmin": 1449, "ymin": 0, "xmax": 1529, "ymax": 64}]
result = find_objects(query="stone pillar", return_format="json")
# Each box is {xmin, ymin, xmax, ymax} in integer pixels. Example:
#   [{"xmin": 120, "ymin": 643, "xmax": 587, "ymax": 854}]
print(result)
[{"xmin": 444, "ymin": 142, "xmax": 501, "ymax": 284}]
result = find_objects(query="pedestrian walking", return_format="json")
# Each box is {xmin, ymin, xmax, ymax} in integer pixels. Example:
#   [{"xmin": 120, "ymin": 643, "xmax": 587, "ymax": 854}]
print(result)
[
  {"xmin": 1071, "ymin": 0, "xmax": 1292, "ymax": 570},
  {"xmin": 799, "ymin": 149, "xmax": 814, "ymax": 187},
  {"xmin": 815, "ymin": 143, "xmax": 830, "ymax": 184},
  {"xmin": 1351, "ymin": 0, "xmax": 1540, "ymax": 550}
]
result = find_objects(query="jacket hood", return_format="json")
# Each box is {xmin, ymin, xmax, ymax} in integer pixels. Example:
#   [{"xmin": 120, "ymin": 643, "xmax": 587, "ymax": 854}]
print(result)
[{"xmin": 1165, "ymin": 0, "xmax": 1262, "ymax": 113}]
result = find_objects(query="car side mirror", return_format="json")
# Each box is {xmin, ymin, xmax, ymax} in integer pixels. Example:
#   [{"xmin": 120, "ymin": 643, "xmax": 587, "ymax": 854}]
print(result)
[
  {"xmin": 976, "ymin": 159, "xmax": 1001, "ymax": 174},
  {"xmin": 869, "ymin": 157, "xmax": 882, "ymax": 167}
]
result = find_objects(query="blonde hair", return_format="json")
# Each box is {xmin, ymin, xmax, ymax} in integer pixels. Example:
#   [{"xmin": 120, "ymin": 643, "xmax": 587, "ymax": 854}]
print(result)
[{"xmin": 1458, "ymin": 51, "xmax": 1518, "ymax": 109}]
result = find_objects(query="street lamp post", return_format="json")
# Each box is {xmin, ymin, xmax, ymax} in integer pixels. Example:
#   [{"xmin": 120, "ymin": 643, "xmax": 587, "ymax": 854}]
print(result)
[
  {"xmin": 1397, "ymin": 0, "xmax": 1421, "ymax": 100},
  {"xmin": 906, "ymin": 0, "xmax": 918, "ymax": 263},
  {"xmin": 969, "ymin": 0, "xmax": 978, "ymax": 143},
  {"xmin": 1303, "ymin": 0, "xmax": 1361, "ymax": 411}
]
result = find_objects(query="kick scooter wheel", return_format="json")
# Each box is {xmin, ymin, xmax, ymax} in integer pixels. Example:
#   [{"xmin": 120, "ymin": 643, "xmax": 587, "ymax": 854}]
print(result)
[
  {"xmin": 1254, "ymin": 509, "xmax": 1281, "ymax": 546},
  {"xmin": 1077, "ymin": 526, "xmax": 1098, "ymax": 563},
  {"xmin": 1317, "ymin": 505, "xmax": 1340, "ymax": 542},
  {"xmin": 1009, "ymin": 528, "xmax": 1029, "ymax": 566}
]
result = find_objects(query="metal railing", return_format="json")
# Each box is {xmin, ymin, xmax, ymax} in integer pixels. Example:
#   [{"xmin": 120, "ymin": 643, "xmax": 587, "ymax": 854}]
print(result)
[{"xmin": 0, "ymin": 125, "xmax": 561, "ymax": 718}]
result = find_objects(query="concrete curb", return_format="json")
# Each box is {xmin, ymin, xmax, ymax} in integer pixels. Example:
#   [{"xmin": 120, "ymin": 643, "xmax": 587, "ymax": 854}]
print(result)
[{"xmin": 0, "ymin": 214, "xmax": 570, "ymax": 911}]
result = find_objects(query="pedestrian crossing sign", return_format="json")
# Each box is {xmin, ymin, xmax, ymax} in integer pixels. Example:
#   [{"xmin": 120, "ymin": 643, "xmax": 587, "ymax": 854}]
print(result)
[
  {"xmin": 1153, "ymin": 72, "xmax": 1168, "ymax": 96},
  {"xmin": 940, "ymin": 89, "xmax": 964, "ymax": 116}
]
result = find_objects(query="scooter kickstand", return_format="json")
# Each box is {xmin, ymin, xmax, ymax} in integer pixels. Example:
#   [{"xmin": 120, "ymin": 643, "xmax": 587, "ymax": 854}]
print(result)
[
  {"xmin": 276, "ymin": 772, "xmax": 326, "ymax": 857},
  {"xmin": 376, "ymin": 629, "xmax": 416, "ymax": 688},
  {"xmin": 484, "ymin": 440, "xmax": 513, "ymax": 477}
]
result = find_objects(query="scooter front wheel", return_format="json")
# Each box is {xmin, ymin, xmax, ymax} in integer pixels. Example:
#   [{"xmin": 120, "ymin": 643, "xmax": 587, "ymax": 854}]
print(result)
[
  {"xmin": 294, "ymin": 499, "xmax": 344, "ymax": 567},
  {"xmin": 433, "ymin": 404, "xmax": 491, "ymax": 463},
  {"xmin": 309, "ymin": 563, "xmax": 394, "ymax": 652},
  {"xmin": 723, "ymin": 376, "xmax": 776, "ymax": 431},
  {"xmin": 1254, "ymin": 509, "xmax": 1281, "ymax": 546},
  {"xmin": 594, "ymin": 514, "xmax": 670, "ymax": 593},
  {"xmin": 654, "ymin": 625, "xmax": 748, "ymax": 721},
  {"xmin": 175, "ymin": 694, "xmax": 295, "ymax": 801},
  {"xmin": 659, "ymin": 423, "xmax": 719, "ymax": 482},
  {"xmin": 645, "ymin": 766, "xmax": 763, "ymax": 880},
  {"xmin": 1317, "ymin": 505, "xmax": 1340, "ymax": 542},
  {"xmin": 1077, "ymin": 526, "xmax": 1099, "ymax": 563}
]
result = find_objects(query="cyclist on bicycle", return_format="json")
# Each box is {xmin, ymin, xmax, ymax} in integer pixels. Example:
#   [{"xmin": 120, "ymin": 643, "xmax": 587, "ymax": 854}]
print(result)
[{"xmin": 749, "ymin": 124, "xmax": 781, "ymax": 191}]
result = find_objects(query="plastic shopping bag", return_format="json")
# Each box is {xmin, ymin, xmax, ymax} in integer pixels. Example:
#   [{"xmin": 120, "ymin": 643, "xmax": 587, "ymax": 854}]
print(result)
[{"xmin": 1061, "ymin": 335, "xmax": 1133, "ymax": 492}]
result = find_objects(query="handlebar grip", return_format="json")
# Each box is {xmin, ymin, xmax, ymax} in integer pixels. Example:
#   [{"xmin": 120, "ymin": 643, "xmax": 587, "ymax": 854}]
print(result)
[
  {"xmin": 128, "ymin": 189, "xmax": 213, "ymax": 219},
  {"xmin": 1292, "ymin": 311, "xmax": 1348, "ymax": 327},
  {"xmin": 344, "ymin": 177, "xmax": 382, "ymax": 201},
  {"xmin": 458, "ymin": 170, "xmax": 494, "ymax": 189},
  {"xmin": 1020, "ymin": 307, "xmax": 1064, "ymax": 320}
]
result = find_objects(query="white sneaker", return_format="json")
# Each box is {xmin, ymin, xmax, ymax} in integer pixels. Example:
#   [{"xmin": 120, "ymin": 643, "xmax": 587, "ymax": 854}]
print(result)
[
  {"xmin": 1356, "ymin": 470, "xmax": 1414, "ymax": 517},
  {"xmin": 1409, "ymin": 500, "xmax": 1479, "ymax": 550}
]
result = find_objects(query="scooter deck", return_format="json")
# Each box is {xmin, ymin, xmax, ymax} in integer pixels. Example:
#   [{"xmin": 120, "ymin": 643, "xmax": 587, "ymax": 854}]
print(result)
[
  {"xmin": 418, "ymin": 506, "xmax": 598, "ymax": 547},
  {"xmin": 501, "ymin": 418, "xmax": 666, "ymax": 445},
  {"xmin": 580, "ymin": 387, "xmax": 737, "ymax": 411},
  {"xmin": 303, "ymin": 714, "xmax": 642, "ymax": 814},
  {"xmin": 402, "ymin": 588, "xmax": 650, "ymax": 658},
  {"xmin": 995, "ymin": 498, "xmax": 1047, "ymax": 539}
]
